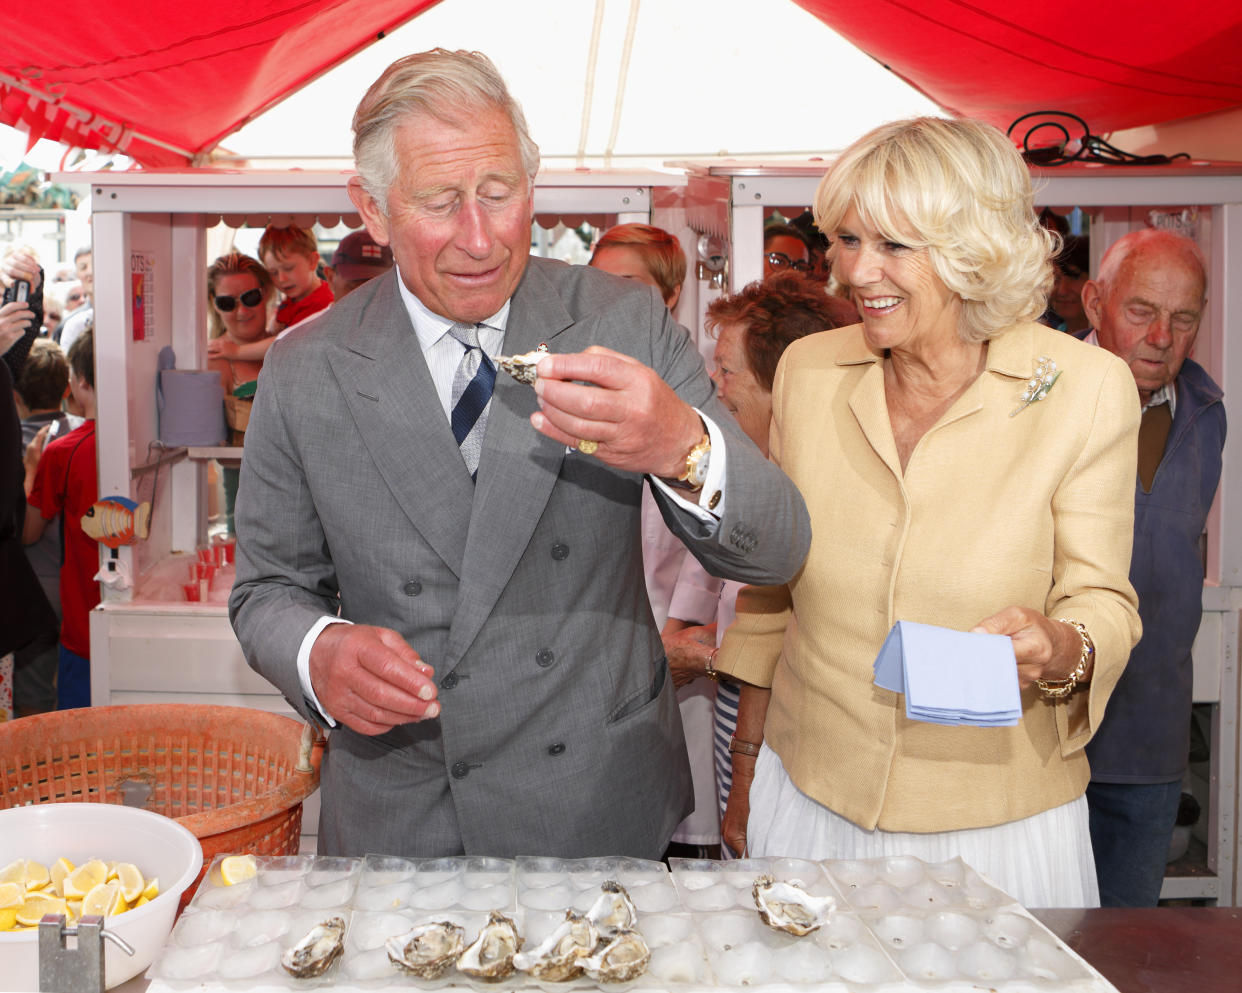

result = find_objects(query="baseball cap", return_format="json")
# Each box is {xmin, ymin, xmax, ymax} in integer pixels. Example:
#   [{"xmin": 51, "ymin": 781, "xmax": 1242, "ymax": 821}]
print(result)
[{"xmin": 331, "ymin": 231, "xmax": 394, "ymax": 280}]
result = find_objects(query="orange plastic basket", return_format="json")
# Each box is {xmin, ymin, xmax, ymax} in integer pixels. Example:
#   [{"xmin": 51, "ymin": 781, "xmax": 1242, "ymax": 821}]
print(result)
[{"xmin": 0, "ymin": 704, "xmax": 321, "ymax": 896}]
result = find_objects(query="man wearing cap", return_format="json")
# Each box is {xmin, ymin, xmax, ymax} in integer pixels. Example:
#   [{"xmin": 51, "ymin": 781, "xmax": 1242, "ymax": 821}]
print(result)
[{"xmin": 326, "ymin": 230, "xmax": 394, "ymax": 300}]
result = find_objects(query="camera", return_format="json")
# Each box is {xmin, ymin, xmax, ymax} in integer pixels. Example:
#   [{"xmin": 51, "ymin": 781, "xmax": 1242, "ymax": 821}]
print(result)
[{"xmin": 3, "ymin": 278, "xmax": 31, "ymax": 304}]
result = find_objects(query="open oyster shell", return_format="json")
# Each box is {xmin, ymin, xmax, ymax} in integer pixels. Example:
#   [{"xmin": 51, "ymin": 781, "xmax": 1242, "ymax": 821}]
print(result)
[
  {"xmin": 280, "ymin": 916, "xmax": 346, "ymax": 978},
  {"xmin": 581, "ymin": 927, "xmax": 651, "ymax": 983},
  {"xmin": 512, "ymin": 909, "xmax": 600, "ymax": 982},
  {"xmin": 586, "ymin": 879, "xmax": 639, "ymax": 935},
  {"xmin": 385, "ymin": 920, "xmax": 466, "ymax": 979},
  {"xmin": 457, "ymin": 909, "xmax": 524, "ymax": 980},
  {"xmin": 752, "ymin": 875, "xmax": 836, "ymax": 936},
  {"xmin": 495, "ymin": 343, "xmax": 549, "ymax": 385}
]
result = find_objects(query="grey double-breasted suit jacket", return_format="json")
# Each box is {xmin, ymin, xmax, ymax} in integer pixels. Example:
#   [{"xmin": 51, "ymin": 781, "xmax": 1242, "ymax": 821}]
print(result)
[{"xmin": 229, "ymin": 257, "xmax": 811, "ymax": 859}]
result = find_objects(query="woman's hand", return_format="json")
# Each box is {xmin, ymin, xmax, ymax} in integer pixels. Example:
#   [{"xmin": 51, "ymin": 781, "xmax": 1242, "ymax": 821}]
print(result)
[
  {"xmin": 662, "ymin": 623, "xmax": 717, "ymax": 689},
  {"xmin": 972, "ymin": 606, "xmax": 1087, "ymax": 689},
  {"xmin": 0, "ymin": 300, "xmax": 36, "ymax": 355},
  {"xmin": 721, "ymin": 756, "xmax": 755, "ymax": 856},
  {"xmin": 0, "ymin": 250, "xmax": 43, "ymax": 293}
]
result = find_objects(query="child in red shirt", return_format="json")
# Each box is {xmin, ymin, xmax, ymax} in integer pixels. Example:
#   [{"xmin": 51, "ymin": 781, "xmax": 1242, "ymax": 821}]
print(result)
[{"xmin": 25, "ymin": 328, "xmax": 99, "ymax": 710}]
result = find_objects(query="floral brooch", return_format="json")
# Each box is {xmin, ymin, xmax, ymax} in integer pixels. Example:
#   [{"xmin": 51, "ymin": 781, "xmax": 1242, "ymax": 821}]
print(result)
[{"xmin": 1010, "ymin": 356, "xmax": 1061, "ymax": 417}]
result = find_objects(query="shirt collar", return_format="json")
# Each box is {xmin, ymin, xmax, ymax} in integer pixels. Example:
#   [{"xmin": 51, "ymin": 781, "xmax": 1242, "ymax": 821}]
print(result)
[{"xmin": 395, "ymin": 265, "xmax": 511, "ymax": 352}]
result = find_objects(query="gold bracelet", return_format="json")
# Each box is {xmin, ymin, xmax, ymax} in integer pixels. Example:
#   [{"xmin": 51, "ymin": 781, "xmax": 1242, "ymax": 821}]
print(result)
[
  {"xmin": 704, "ymin": 647, "xmax": 721, "ymax": 683},
  {"xmin": 1036, "ymin": 618, "xmax": 1094, "ymax": 699},
  {"xmin": 728, "ymin": 736, "xmax": 762, "ymax": 757}
]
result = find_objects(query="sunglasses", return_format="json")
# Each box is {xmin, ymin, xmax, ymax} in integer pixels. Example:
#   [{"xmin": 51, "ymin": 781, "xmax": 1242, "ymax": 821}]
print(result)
[{"xmin": 214, "ymin": 288, "xmax": 264, "ymax": 311}]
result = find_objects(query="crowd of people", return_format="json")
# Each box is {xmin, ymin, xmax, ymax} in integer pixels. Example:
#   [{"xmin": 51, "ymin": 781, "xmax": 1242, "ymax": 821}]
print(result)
[{"xmin": 1, "ymin": 46, "xmax": 1223, "ymax": 913}]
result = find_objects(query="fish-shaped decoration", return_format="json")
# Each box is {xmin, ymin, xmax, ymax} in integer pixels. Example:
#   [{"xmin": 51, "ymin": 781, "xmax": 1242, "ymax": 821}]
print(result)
[{"xmin": 80, "ymin": 496, "xmax": 151, "ymax": 548}]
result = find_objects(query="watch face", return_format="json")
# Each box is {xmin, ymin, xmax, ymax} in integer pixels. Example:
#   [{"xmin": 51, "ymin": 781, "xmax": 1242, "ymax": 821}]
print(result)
[{"xmin": 689, "ymin": 446, "xmax": 711, "ymax": 485}]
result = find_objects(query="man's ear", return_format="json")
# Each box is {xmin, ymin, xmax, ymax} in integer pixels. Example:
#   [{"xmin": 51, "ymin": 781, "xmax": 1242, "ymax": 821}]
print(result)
[
  {"xmin": 1081, "ymin": 279, "xmax": 1104, "ymax": 330},
  {"xmin": 347, "ymin": 177, "xmax": 391, "ymax": 247}
]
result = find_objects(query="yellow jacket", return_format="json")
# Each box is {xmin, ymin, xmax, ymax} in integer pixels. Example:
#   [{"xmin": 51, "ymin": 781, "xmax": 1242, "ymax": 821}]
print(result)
[{"xmin": 716, "ymin": 321, "xmax": 1142, "ymax": 833}]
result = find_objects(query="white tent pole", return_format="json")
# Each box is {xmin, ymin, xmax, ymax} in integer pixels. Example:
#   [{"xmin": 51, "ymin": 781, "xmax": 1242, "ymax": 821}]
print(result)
[
  {"xmin": 576, "ymin": 0, "xmax": 608, "ymax": 168},
  {"xmin": 603, "ymin": 0, "xmax": 641, "ymax": 168}
]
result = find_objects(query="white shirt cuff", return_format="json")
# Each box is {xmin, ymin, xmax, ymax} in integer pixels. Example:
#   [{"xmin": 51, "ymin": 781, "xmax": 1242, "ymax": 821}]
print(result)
[
  {"xmin": 648, "ymin": 408, "xmax": 727, "ymax": 523},
  {"xmin": 297, "ymin": 615, "xmax": 352, "ymax": 727}
]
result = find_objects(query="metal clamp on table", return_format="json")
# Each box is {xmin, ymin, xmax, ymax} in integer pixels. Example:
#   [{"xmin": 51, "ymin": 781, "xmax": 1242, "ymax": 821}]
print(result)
[{"xmin": 39, "ymin": 914, "xmax": 135, "ymax": 993}]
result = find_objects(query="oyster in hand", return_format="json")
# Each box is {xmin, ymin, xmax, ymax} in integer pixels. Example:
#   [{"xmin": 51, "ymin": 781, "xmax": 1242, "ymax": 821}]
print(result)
[
  {"xmin": 512, "ymin": 910, "xmax": 600, "ymax": 981},
  {"xmin": 752, "ymin": 875, "xmax": 835, "ymax": 936},
  {"xmin": 495, "ymin": 343, "xmax": 549, "ymax": 385},
  {"xmin": 280, "ymin": 916, "xmax": 346, "ymax": 978},
  {"xmin": 581, "ymin": 927, "xmax": 650, "ymax": 983},
  {"xmin": 385, "ymin": 920, "xmax": 466, "ymax": 979},
  {"xmin": 457, "ymin": 910, "xmax": 524, "ymax": 980}
]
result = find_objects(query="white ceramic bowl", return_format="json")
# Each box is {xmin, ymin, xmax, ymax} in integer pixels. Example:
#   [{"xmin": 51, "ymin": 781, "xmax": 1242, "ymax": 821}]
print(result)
[{"xmin": 0, "ymin": 803, "xmax": 202, "ymax": 991}]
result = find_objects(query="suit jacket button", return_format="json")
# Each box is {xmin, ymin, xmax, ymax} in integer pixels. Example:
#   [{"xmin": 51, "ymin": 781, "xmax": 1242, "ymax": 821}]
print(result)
[
  {"xmin": 403, "ymin": 580, "xmax": 422, "ymax": 596},
  {"xmin": 551, "ymin": 542, "xmax": 570, "ymax": 561},
  {"xmin": 442, "ymin": 672, "xmax": 459, "ymax": 690},
  {"xmin": 536, "ymin": 649, "xmax": 555, "ymax": 668},
  {"xmin": 451, "ymin": 760, "xmax": 470, "ymax": 779},
  {"xmin": 547, "ymin": 742, "xmax": 566, "ymax": 756}
]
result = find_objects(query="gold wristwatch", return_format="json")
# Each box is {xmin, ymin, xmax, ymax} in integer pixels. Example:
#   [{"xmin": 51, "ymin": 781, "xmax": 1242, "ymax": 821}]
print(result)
[{"xmin": 670, "ymin": 433, "xmax": 711, "ymax": 492}]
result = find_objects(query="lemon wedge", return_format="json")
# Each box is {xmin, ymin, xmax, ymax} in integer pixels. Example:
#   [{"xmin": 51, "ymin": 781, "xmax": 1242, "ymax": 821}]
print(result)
[
  {"xmin": 22, "ymin": 861, "xmax": 51, "ymax": 892},
  {"xmin": 220, "ymin": 854, "xmax": 258, "ymax": 886},
  {"xmin": 63, "ymin": 860, "xmax": 107, "ymax": 901},
  {"xmin": 81, "ymin": 881, "xmax": 127, "ymax": 919},
  {"xmin": 112, "ymin": 862, "xmax": 146, "ymax": 904},
  {"xmin": 0, "ymin": 859, "xmax": 24, "ymax": 888},
  {"xmin": 49, "ymin": 857, "xmax": 75, "ymax": 897},
  {"xmin": 0, "ymin": 881, "xmax": 22, "ymax": 931},
  {"xmin": 139, "ymin": 876, "xmax": 160, "ymax": 903},
  {"xmin": 16, "ymin": 892, "xmax": 67, "ymax": 927}
]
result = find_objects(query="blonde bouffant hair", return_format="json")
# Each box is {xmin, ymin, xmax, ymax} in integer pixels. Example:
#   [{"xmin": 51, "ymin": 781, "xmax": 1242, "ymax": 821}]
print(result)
[{"xmin": 814, "ymin": 117, "xmax": 1055, "ymax": 343}]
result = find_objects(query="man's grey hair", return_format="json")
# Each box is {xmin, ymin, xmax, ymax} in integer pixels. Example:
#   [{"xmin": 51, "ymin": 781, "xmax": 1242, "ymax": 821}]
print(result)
[
  {"xmin": 352, "ymin": 49, "xmax": 540, "ymax": 214},
  {"xmin": 1096, "ymin": 227, "xmax": 1207, "ymax": 297}
]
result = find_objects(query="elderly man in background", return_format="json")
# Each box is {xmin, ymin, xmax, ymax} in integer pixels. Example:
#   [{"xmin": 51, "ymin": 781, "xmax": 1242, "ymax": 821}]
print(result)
[
  {"xmin": 229, "ymin": 48, "xmax": 810, "ymax": 860},
  {"xmin": 1081, "ymin": 228, "xmax": 1226, "ymax": 907}
]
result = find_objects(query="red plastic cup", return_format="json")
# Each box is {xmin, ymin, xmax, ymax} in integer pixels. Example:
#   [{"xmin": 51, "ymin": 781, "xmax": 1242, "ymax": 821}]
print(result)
[
  {"xmin": 182, "ymin": 582, "xmax": 201, "ymax": 602},
  {"xmin": 218, "ymin": 537, "xmax": 237, "ymax": 564},
  {"xmin": 195, "ymin": 562, "xmax": 216, "ymax": 582}
]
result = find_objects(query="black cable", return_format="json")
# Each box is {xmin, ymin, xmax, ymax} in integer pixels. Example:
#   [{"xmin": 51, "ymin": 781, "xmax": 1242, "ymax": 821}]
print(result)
[{"xmin": 1008, "ymin": 111, "xmax": 1191, "ymax": 167}]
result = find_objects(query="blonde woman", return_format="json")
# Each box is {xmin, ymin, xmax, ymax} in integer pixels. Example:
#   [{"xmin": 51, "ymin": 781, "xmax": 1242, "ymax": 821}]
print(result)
[{"xmin": 717, "ymin": 118, "xmax": 1142, "ymax": 907}]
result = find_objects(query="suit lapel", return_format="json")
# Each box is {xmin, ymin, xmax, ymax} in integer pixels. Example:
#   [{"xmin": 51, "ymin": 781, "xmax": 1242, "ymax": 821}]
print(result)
[
  {"xmin": 448, "ymin": 261, "xmax": 577, "ymax": 663},
  {"xmin": 329, "ymin": 272, "xmax": 475, "ymax": 577}
]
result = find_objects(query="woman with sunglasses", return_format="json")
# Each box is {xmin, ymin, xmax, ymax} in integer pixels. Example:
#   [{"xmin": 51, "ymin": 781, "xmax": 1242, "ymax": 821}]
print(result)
[{"xmin": 206, "ymin": 252, "xmax": 275, "ymax": 532}]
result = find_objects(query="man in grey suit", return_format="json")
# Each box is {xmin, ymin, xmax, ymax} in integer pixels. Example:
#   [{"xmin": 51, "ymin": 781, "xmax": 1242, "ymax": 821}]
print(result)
[{"xmin": 229, "ymin": 49, "xmax": 810, "ymax": 859}]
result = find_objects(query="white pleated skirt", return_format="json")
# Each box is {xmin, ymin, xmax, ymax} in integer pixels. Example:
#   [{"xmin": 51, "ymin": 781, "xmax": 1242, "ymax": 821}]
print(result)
[{"xmin": 747, "ymin": 745, "xmax": 1099, "ymax": 908}]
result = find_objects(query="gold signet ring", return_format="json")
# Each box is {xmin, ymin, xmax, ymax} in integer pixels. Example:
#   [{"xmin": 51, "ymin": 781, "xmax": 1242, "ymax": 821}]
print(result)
[{"xmin": 577, "ymin": 439, "xmax": 599, "ymax": 455}]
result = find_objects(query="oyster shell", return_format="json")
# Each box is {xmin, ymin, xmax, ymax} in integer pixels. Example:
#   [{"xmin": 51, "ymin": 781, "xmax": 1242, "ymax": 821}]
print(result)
[
  {"xmin": 581, "ymin": 927, "xmax": 650, "ymax": 983},
  {"xmin": 457, "ymin": 910, "xmax": 524, "ymax": 980},
  {"xmin": 586, "ymin": 879, "xmax": 639, "ymax": 935},
  {"xmin": 512, "ymin": 909, "xmax": 600, "ymax": 981},
  {"xmin": 495, "ymin": 343, "xmax": 549, "ymax": 385},
  {"xmin": 280, "ymin": 916, "xmax": 346, "ymax": 978},
  {"xmin": 385, "ymin": 920, "xmax": 466, "ymax": 979},
  {"xmin": 752, "ymin": 875, "xmax": 836, "ymax": 936}
]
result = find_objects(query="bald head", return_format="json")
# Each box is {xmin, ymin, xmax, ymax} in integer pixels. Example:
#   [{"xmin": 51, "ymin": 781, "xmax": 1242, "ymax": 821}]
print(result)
[{"xmin": 1083, "ymin": 229, "xmax": 1207, "ymax": 405}]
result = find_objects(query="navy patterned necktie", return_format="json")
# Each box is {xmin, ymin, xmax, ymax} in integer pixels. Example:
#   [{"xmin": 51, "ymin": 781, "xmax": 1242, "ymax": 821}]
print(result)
[{"xmin": 448, "ymin": 322, "xmax": 496, "ymax": 478}]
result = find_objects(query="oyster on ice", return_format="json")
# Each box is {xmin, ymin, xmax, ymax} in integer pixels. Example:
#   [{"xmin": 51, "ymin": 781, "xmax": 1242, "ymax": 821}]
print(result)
[
  {"xmin": 587, "ymin": 879, "xmax": 639, "ymax": 935},
  {"xmin": 385, "ymin": 920, "xmax": 466, "ymax": 979},
  {"xmin": 457, "ymin": 910, "xmax": 524, "ymax": 980},
  {"xmin": 752, "ymin": 875, "xmax": 836, "ymax": 936},
  {"xmin": 581, "ymin": 927, "xmax": 651, "ymax": 983},
  {"xmin": 512, "ymin": 910, "xmax": 600, "ymax": 981},
  {"xmin": 280, "ymin": 916, "xmax": 347, "ymax": 978},
  {"xmin": 495, "ymin": 343, "xmax": 549, "ymax": 384}
]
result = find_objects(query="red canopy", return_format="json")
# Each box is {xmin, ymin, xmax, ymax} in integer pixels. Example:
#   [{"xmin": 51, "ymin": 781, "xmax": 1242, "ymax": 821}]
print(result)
[
  {"xmin": 1, "ymin": 1, "xmax": 1240, "ymax": 167},
  {"xmin": 0, "ymin": 1, "xmax": 439, "ymax": 166},
  {"xmin": 795, "ymin": 0, "xmax": 1242, "ymax": 136}
]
